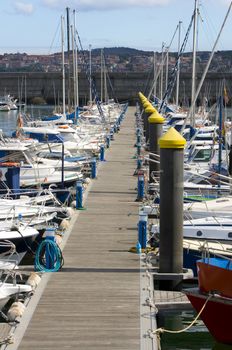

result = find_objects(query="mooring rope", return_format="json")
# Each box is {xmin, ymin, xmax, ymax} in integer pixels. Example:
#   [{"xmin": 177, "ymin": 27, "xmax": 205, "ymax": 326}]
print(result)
[{"xmin": 151, "ymin": 294, "xmax": 212, "ymax": 349}]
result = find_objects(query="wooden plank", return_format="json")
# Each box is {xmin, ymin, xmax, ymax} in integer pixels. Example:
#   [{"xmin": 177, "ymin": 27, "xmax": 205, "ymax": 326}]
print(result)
[{"xmin": 12, "ymin": 107, "xmax": 142, "ymax": 350}]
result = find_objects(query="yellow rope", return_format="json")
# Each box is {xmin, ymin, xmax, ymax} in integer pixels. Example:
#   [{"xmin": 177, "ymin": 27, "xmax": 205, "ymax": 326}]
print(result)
[{"xmin": 153, "ymin": 294, "xmax": 212, "ymax": 335}]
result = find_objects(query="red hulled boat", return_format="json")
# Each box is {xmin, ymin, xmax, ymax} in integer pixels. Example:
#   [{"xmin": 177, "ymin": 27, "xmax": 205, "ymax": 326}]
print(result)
[
  {"xmin": 197, "ymin": 258, "xmax": 232, "ymax": 299},
  {"xmin": 186, "ymin": 288, "xmax": 232, "ymax": 345},
  {"xmin": 185, "ymin": 257, "xmax": 232, "ymax": 344}
]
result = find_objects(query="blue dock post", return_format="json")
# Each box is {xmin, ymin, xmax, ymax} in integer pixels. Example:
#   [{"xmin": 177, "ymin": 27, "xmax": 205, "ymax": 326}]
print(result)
[
  {"xmin": 114, "ymin": 124, "xmax": 117, "ymax": 133},
  {"xmin": 76, "ymin": 181, "xmax": 83, "ymax": 209},
  {"xmin": 138, "ymin": 211, "xmax": 147, "ymax": 249},
  {"xmin": 110, "ymin": 128, "xmax": 114, "ymax": 140},
  {"xmin": 106, "ymin": 135, "xmax": 110, "ymax": 148},
  {"xmin": 137, "ymin": 142, "xmax": 141, "ymax": 157},
  {"xmin": 91, "ymin": 158, "xmax": 97, "ymax": 179},
  {"xmin": 137, "ymin": 157, "xmax": 142, "ymax": 170},
  {"xmin": 135, "ymin": 130, "xmax": 141, "ymax": 147},
  {"xmin": 100, "ymin": 145, "xmax": 105, "ymax": 161},
  {"xmin": 45, "ymin": 227, "xmax": 56, "ymax": 270},
  {"xmin": 136, "ymin": 170, "xmax": 144, "ymax": 201}
]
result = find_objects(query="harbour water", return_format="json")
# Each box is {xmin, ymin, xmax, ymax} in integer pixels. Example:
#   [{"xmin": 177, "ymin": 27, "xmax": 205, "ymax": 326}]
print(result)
[
  {"xmin": 160, "ymin": 309, "xmax": 219, "ymax": 350},
  {"xmin": 0, "ymin": 105, "xmax": 54, "ymax": 136}
]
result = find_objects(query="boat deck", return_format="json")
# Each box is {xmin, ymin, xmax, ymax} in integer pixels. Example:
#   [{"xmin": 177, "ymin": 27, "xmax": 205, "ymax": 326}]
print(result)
[{"xmin": 10, "ymin": 107, "xmax": 142, "ymax": 349}]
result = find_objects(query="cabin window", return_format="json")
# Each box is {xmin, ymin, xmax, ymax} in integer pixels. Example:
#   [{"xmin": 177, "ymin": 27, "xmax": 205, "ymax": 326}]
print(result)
[
  {"xmin": 196, "ymin": 230, "xmax": 203, "ymax": 236},
  {"xmin": 193, "ymin": 149, "xmax": 212, "ymax": 162},
  {"xmin": 228, "ymin": 232, "xmax": 232, "ymax": 238}
]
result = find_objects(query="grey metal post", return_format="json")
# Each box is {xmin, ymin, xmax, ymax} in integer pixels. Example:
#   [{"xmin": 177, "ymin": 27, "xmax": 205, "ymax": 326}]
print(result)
[
  {"xmin": 158, "ymin": 127, "xmax": 186, "ymax": 290},
  {"xmin": 141, "ymin": 101, "xmax": 150, "ymax": 137},
  {"xmin": 144, "ymin": 104, "xmax": 156, "ymax": 143},
  {"xmin": 148, "ymin": 111, "xmax": 164, "ymax": 183}
]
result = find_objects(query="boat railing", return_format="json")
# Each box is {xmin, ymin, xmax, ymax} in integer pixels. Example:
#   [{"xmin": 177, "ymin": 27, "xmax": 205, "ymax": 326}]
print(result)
[
  {"xmin": 0, "ymin": 240, "xmax": 19, "ymax": 279},
  {"xmin": 186, "ymin": 239, "xmax": 232, "ymax": 263}
]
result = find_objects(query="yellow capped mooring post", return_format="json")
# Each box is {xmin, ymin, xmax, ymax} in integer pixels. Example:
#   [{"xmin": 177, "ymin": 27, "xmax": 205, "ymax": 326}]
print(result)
[
  {"xmin": 144, "ymin": 104, "xmax": 156, "ymax": 143},
  {"xmin": 148, "ymin": 109, "xmax": 165, "ymax": 183},
  {"xmin": 138, "ymin": 92, "xmax": 147, "ymax": 114},
  {"xmin": 158, "ymin": 127, "xmax": 186, "ymax": 291}
]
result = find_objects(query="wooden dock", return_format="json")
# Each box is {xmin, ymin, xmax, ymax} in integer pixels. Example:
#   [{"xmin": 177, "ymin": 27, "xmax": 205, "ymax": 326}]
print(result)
[{"xmin": 9, "ymin": 107, "xmax": 144, "ymax": 350}]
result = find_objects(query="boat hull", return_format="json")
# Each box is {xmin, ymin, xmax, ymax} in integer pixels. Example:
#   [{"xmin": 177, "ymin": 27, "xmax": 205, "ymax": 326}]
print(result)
[
  {"xmin": 197, "ymin": 259, "xmax": 232, "ymax": 298},
  {"xmin": 186, "ymin": 288, "xmax": 232, "ymax": 345}
]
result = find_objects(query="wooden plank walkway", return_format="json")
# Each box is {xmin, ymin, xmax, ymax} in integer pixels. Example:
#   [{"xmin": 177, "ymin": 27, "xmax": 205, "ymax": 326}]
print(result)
[{"xmin": 13, "ymin": 107, "xmax": 141, "ymax": 350}]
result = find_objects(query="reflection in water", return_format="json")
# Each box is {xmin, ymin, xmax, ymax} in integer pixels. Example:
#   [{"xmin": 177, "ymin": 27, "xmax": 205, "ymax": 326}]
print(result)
[
  {"xmin": 159, "ymin": 309, "xmax": 217, "ymax": 350},
  {"xmin": 213, "ymin": 344, "xmax": 232, "ymax": 350}
]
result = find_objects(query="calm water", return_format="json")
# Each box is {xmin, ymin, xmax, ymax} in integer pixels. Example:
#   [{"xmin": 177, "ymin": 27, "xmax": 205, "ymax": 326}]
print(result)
[
  {"xmin": 159, "ymin": 309, "xmax": 232, "ymax": 350},
  {"xmin": 0, "ymin": 105, "xmax": 54, "ymax": 136}
]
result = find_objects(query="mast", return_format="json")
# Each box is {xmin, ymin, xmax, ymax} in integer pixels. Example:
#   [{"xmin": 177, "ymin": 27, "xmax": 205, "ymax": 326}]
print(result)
[
  {"xmin": 24, "ymin": 75, "xmax": 27, "ymax": 112},
  {"xmin": 89, "ymin": 44, "xmax": 92, "ymax": 104},
  {"xmin": 153, "ymin": 51, "xmax": 157, "ymax": 98},
  {"xmin": 218, "ymin": 95, "xmax": 223, "ymax": 184},
  {"xmin": 101, "ymin": 49, "xmax": 103, "ymax": 102},
  {"xmin": 104, "ymin": 55, "xmax": 108, "ymax": 103},
  {"xmin": 71, "ymin": 24, "xmax": 77, "ymax": 121},
  {"xmin": 61, "ymin": 15, "xmax": 66, "ymax": 116},
  {"xmin": 175, "ymin": 21, "xmax": 182, "ymax": 107},
  {"xmin": 182, "ymin": 1, "xmax": 232, "ymax": 135},
  {"xmin": 191, "ymin": 0, "xmax": 198, "ymax": 127},
  {"xmin": 73, "ymin": 10, "xmax": 79, "ymax": 109},
  {"xmin": 165, "ymin": 46, "xmax": 169, "ymax": 92},
  {"xmin": 160, "ymin": 42, "xmax": 165, "ymax": 100},
  {"xmin": 66, "ymin": 7, "xmax": 71, "ymax": 112}
]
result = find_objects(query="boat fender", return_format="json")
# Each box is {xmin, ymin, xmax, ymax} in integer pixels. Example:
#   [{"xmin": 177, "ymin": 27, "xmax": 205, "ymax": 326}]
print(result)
[
  {"xmin": 70, "ymin": 201, "xmax": 76, "ymax": 208},
  {"xmin": 7, "ymin": 301, "xmax": 25, "ymax": 322},
  {"xmin": 66, "ymin": 207, "xmax": 75, "ymax": 217},
  {"xmin": 59, "ymin": 219, "xmax": 70, "ymax": 230},
  {"xmin": 84, "ymin": 177, "xmax": 91, "ymax": 185},
  {"xmin": 55, "ymin": 234, "xmax": 63, "ymax": 246},
  {"xmin": 83, "ymin": 183, "xmax": 88, "ymax": 190},
  {"xmin": 0, "ymin": 162, "xmax": 20, "ymax": 167},
  {"xmin": 26, "ymin": 272, "xmax": 41, "ymax": 290}
]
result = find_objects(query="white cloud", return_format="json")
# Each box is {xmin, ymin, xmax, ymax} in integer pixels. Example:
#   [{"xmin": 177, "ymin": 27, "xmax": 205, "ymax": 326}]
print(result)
[
  {"xmin": 220, "ymin": 0, "xmax": 231, "ymax": 4},
  {"xmin": 41, "ymin": 0, "xmax": 171, "ymax": 12},
  {"xmin": 13, "ymin": 1, "xmax": 34, "ymax": 15}
]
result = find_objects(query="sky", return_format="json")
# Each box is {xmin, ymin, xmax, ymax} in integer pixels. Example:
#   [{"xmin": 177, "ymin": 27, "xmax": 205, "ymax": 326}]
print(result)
[{"xmin": 1, "ymin": 0, "xmax": 232, "ymax": 54}]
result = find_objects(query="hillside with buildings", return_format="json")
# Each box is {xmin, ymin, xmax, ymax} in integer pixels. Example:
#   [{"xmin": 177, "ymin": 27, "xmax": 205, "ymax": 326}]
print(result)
[{"xmin": 0, "ymin": 48, "xmax": 232, "ymax": 74}]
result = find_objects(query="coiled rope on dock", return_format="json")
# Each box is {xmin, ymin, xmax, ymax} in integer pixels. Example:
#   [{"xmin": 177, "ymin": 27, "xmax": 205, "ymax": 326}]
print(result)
[{"xmin": 34, "ymin": 239, "xmax": 64, "ymax": 272}]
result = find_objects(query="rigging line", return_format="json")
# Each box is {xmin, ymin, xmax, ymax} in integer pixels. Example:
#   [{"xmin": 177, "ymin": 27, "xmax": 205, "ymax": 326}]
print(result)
[
  {"xmin": 198, "ymin": 10, "xmax": 226, "ymax": 77},
  {"xmin": 148, "ymin": 23, "xmax": 179, "ymax": 100},
  {"xmin": 159, "ymin": 13, "xmax": 195, "ymax": 113},
  {"xmin": 201, "ymin": 1, "xmax": 220, "ymax": 39},
  {"xmin": 144, "ymin": 66, "xmax": 154, "ymax": 97},
  {"xmin": 181, "ymin": 23, "xmax": 192, "ymax": 53},
  {"xmin": 180, "ymin": 1, "xmax": 232, "ymax": 134},
  {"xmin": 102, "ymin": 50, "xmax": 118, "ymax": 103},
  {"xmin": 76, "ymin": 30, "xmax": 106, "ymax": 122},
  {"xmin": 48, "ymin": 19, "xmax": 61, "ymax": 56}
]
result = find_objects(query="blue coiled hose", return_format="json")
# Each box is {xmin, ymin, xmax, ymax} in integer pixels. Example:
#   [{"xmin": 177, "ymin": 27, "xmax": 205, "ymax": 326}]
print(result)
[{"xmin": 34, "ymin": 239, "xmax": 63, "ymax": 272}]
